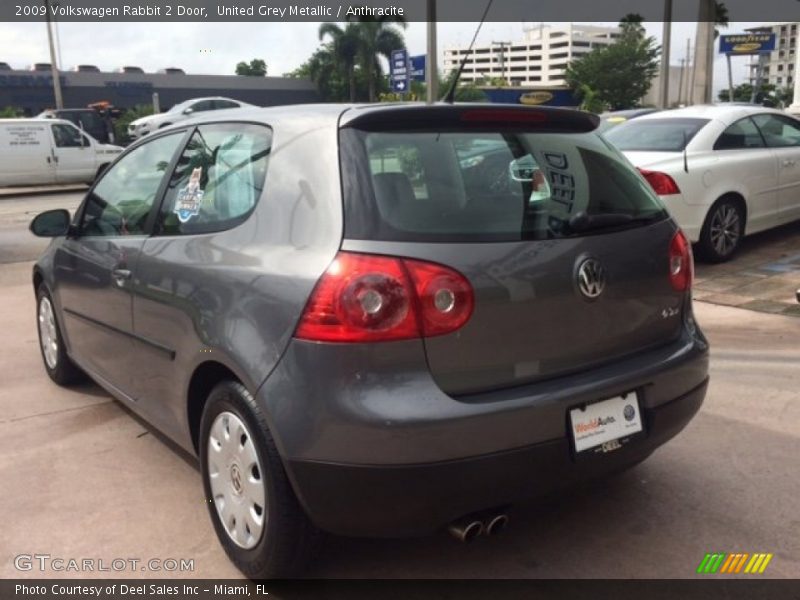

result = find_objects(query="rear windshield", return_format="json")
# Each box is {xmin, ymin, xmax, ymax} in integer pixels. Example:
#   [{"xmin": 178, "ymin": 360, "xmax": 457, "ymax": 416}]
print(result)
[
  {"xmin": 340, "ymin": 128, "xmax": 667, "ymax": 243},
  {"xmin": 604, "ymin": 117, "xmax": 709, "ymax": 151}
]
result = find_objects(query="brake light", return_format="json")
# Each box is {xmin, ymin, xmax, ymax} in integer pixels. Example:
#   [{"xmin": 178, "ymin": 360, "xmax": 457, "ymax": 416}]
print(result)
[
  {"xmin": 669, "ymin": 230, "xmax": 693, "ymax": 292},
  {"xmin": 638, "ymin": 168, "xmax": 681, "ymax": 195},
  {"xmin": 294, "ymin": 252, "xmax": 474, "ymax": 342},
  {"xmin": 460, "ymin": 109, "xmax": 548, "ymax": 123}
]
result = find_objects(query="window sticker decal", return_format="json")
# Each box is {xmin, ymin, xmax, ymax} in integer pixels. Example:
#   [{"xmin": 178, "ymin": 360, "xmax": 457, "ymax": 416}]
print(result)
[{"xmin": 174, "ymin": 167, "xmax": 205, "ymax": 223}]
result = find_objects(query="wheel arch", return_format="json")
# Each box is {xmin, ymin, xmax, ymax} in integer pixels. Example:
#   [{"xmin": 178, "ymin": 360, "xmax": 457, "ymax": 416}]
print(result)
[{"xmin": 186, "ymin": 360, "xmax": 243, "ymax": 455}]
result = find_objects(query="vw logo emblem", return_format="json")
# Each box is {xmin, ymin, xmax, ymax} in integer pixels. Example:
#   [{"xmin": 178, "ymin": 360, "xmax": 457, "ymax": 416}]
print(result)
[{"xmin": 577, "ymin": 258, "xmax": 606, "ymax": 299}]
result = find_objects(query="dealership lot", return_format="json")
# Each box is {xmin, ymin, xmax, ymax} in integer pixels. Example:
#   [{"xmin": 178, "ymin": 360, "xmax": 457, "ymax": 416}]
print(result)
[{"xmin": 0, "ymin": 190, "xmax": 798, "ymax": 578}]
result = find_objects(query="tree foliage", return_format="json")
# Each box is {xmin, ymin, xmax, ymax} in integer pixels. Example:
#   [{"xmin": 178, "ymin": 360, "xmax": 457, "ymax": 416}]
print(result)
[
  {"xmin": 295, "ymin": 16, "xmax": 406, "ymax": 102},
  {"xmin": 114, "ymin": 104, "xmax": 154, "ymax": 144},
  {"xmin": 235, "ymin": 59, "xmax": 267, "ymax": 77},
  {"xmin": 565, "ymin": 18, "xmax": 660, "ymax": 111},
  {"xmin": 718, "ymin": 83, "xmax": 793, "ymax": 107},
  {"xmin": 0, "ymin": 106, "xmax": 24, "ymax": 118}
]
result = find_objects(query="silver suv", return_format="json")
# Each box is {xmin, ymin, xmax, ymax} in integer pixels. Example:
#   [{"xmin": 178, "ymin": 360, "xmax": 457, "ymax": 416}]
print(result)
[{"xmin": 30, "ymin": 104, "xmax": 709, "ymax": 577}]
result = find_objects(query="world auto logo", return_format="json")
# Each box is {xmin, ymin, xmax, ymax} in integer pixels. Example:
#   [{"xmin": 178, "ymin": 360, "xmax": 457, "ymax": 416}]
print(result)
[{"xmin": 574, "ymin": 415, "xmax": 615, "ymax": 433}]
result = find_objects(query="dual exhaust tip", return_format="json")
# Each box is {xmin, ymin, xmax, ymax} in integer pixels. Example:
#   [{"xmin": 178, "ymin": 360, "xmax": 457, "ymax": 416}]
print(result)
[{"xmin": 447, "ymin": 512, "xmax": 509, "ymax": 543}]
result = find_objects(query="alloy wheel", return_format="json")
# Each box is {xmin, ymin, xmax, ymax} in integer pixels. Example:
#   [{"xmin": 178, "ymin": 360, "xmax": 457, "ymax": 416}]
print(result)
[
  {"xmin": 38, "ymin": 296, "xmax": 58, "ymax": 370},
  {"xmin": 709, "ymin": 204, "xmax": 741, "ymax": 257}
]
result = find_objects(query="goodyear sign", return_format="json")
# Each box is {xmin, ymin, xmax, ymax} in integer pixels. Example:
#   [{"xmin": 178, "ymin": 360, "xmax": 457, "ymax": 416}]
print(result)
[
  {"xmin": 483, "ymin": 87, "xmax": 578, "ymax": 107},
  {"xmin": 719, "ymin": 33, "xmax": 776, "ymax": 54}
]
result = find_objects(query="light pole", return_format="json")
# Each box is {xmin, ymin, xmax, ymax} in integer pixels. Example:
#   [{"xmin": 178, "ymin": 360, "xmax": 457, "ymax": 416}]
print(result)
[
  {"xmin": 691, "ymin": 0, "xmax": 716, "ymax": 105},
  {"xmin": 43, "ymin": 0, "xmax": 63, "ymax": 109},
  {"xmin": 425, "ymin": 0, "xmax": 437, "ymax": 103},
  {"xmin": 659, "ymin": 0, "xmax": 673, "ymax": 108}
]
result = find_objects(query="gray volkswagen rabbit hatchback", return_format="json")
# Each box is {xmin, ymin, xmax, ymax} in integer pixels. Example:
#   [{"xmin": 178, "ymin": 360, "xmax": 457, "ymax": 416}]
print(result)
[{"xmin": 30, "ymin": 104, "xmax": 709, "ymax": 577}]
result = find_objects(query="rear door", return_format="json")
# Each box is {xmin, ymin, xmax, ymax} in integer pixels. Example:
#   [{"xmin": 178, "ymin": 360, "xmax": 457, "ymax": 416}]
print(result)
[
  {"xmin": 50, "ymin": 122, "xmax": 96, "ymax": 183},
  {"xmin": 341, "ymin": 108, "xmax": 686, "ymax": 396},
  {"xmin": 0, "ymin": 122, "xmax": 55, "ymax": 185}
]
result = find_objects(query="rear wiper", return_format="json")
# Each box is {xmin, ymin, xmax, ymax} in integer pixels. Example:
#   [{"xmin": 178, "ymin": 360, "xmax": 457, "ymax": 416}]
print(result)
[{"xmin": 568, "ymin": 211, "xmax": 656, "ymax": 233}]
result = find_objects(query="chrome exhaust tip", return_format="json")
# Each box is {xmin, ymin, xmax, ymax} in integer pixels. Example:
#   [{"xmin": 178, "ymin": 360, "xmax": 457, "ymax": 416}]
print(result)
[
  {"xmin": 448, "ymin": 519, "xmax": 484, "ymax": 543},
  {"xmin": 484, "ymin": 514, "xmax": 509, "ymax": 536}
]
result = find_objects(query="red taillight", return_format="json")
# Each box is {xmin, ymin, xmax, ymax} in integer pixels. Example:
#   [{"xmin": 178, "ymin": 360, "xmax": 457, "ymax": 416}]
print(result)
[
  {"xmin": 669, "ymin": 230, "xmax": 693, "ymax": 292},
  {"xmin": 294, "ymin": 252, "xmax": 474, "ymax": 343},
  {"xmin": 638, "ymin": 168, "xmax": 681, "ymax": 196}
]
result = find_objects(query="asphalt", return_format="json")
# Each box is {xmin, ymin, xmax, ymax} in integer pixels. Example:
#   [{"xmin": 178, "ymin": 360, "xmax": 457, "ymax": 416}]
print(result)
[{"xmin": 0, "ymin": 192, "xmax": 798, "ymax": 579}]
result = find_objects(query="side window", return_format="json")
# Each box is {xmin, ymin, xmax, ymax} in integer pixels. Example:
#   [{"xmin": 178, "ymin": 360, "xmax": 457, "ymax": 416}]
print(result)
[
  {"xmin": 158, "ymin": 123, "xmax": 271, "ymax": 235},
  {"xmin": 52, "ymin": 124, "xmax": 85, "ymax": 148},
  {"xmin": 752, "ymin": 114, "xmax": 800, "ymax": 148},
  {"xmin": 191, "ymin": 100, "xmax": 214, "ymax": 113},
  {"xmin": 714, "ymin": 118, "xmax": 765, "ymax": 150},
  {"xmin": 80, "ymin": 133, "xmax": 184, "ymax": 237},
  {"xmin": 213, "ymin": 100, "xmax": 240, "ymax": 110}
]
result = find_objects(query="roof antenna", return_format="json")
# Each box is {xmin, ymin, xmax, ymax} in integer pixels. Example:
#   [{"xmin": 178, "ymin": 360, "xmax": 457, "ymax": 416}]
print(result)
[{"xmin": 442, "ymin": 0, "xmax": 495, "ymax": 104}]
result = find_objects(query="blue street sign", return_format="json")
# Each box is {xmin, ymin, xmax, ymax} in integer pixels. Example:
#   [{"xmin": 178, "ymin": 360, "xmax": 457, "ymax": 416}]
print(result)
[
  {"xmin": 390, "ymin": 48, "xmax": 409, "ymax": 93},
  {"xmin": 719, "ymin": 33, "xmax": 776, "ymax": 54},
  {"xmin": 410, "ymin": 55, "xmax": 426, "ymax": 82}
]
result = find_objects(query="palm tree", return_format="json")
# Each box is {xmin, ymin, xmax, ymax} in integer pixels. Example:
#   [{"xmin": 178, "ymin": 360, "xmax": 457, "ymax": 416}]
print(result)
[
  {"xmin": 348, "ymin": 16, "xmax": 407, "ymax": 102},
  {"xmin": 318, "ymin": 22, "xmax": 360, "ymax": 102}
]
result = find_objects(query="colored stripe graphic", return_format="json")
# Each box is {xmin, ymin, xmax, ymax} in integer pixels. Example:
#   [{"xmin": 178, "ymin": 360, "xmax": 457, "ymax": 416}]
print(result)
[{"xmin": 699, "ymin": 552, "xmax": 773, "ymax": 574}]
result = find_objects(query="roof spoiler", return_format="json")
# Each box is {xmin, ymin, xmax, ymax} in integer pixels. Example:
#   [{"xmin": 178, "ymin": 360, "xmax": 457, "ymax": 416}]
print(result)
[{"xmin": 341, "ymin": 105, "xmax": 600, "ymax": 133}]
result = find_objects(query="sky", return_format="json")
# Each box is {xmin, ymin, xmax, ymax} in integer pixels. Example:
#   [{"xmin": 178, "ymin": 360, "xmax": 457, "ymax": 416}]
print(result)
[{"xmin": 0, "ymin": 20, "xmax": 772, "ymax": 94}]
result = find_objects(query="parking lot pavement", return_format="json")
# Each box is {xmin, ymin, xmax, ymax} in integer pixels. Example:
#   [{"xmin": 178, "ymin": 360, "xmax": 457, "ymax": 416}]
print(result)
[
  {"xmin": 694, "ymin": 221, "xmax": 800, "ymax": 317},
  {"xmin": 0, "ymin": 192, "xmax": 798, "ymax": 579}
]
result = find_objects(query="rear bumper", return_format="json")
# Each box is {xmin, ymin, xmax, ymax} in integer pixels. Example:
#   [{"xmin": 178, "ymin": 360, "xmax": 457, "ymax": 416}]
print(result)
[
  {"xmin": 257, "ymin": 320, "xmax": 709, "ymax": 537},
  {"xmin": 288, "ymin": 379, "xmax": 707, "ymax": 537}
]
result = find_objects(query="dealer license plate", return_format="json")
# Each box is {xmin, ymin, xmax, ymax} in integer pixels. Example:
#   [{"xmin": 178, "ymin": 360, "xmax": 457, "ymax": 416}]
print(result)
[{"xmin": 569, "ymin": 393, "xmax": 642, "ymax": 453}]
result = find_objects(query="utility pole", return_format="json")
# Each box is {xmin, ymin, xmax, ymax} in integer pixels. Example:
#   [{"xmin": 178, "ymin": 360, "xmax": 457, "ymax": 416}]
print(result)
[
  {"xmin": 425, "ymin": 0, "xmax": 437, "ymax": 103},
  {"xmin": 492, "ymin": 41, "xmax": 511, "ymax": 86},
  {"xmin": 43, "ymin": 0, "xmax": 63, "ymax": 109},
  {"xmin": 659, "ymin": 0, "xmax": 673, "ymax": 108}
]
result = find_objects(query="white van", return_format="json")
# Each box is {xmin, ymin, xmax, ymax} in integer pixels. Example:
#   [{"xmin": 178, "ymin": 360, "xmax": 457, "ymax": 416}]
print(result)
[{"xmin": 0, "ymin": 118, "xmax": 123, "ymax": 187}]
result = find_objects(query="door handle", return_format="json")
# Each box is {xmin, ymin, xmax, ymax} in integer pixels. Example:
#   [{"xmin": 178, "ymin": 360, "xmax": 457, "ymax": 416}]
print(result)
[{"xmin": 111, "ymin": 268, "xmax": 132, "ymax": 286}]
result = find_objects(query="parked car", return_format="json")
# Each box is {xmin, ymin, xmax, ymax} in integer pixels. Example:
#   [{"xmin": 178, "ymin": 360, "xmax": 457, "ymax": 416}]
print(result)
[
  {"xmin": 158, "ymin": 67, "xmax": 185, "ymax": 75},
  {"xmin": 597, "ymin": 108, "xmax": 661, "ymax": 133},
  {"xmin": 29, "ymin": 104, "xmax": 709, "ymax": 577},
  {"xmin": 605, "ymin": 105, "xmax": 800, "ymax": 262},
  {"xmin": 72, "ymin": 65, "xmax": 100, "ymax": 73},
  {"xmin": 117, "ymin": 65, "xmax": 144, "ymax": 74},
  {"xmin": 0, "ymin": 62, "xmax": 12, "ymax": 71},
  {"xmin": 38, "ymin": 108, "xmax": 116, "ymax": 144},
  {"xmin": 127, "ymin": 97, "xmax": 253, "ymax": 140},
  {"xmin": 0, "ymin": 118, "xmax": 122, "ymax": 186},
  {"xmin": 29, "ymin": 63, "xmax": 51, "ymax": 72}
]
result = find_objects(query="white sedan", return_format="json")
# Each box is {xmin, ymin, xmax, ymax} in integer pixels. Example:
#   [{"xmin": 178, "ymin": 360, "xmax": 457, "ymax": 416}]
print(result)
[
  {"xmin": 604, "ymin": 105, "xmax": 800, "ymax": 262},
  {"xmin": 127, "ymin": 97, "xmax": 253, "ymax": 140}
]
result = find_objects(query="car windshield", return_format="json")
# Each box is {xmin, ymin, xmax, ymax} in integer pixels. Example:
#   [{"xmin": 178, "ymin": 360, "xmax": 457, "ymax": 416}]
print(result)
[
  {"xmin": 604, "ymin": 117, "xmax": 709, "ymax": 151},
  {"xmin": 341, "ymin": 128, "xmax": 667, "ymax": 243}
]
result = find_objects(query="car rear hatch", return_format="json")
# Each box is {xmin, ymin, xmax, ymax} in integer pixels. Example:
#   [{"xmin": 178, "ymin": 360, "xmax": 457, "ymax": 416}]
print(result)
[{"xmin": 338, "ymin": 106, "xmax": 690, "ymax": 396}]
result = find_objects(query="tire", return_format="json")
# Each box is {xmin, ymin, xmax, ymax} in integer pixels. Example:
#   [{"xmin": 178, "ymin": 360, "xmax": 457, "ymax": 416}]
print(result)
[
  {"xmin": 199, "ymin": 380, "xmax": 321, "ymax": 578},
  {"xmin": 35, "ymin": 284, "xmax": 86, "ymax": 385},
  {"xmin": 697, "ymin": 197, "xmax": 745, "ymax": 263}
]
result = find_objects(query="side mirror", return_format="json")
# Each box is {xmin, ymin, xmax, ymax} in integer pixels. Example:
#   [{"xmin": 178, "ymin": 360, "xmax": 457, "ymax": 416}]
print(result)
[
  {"xmin": 183, "ymin": 107, "xmax": 194, "ymax": 115},
  {"xmin": 30, "ymin": 209, "xmax": 71, "ymax": 237}
]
